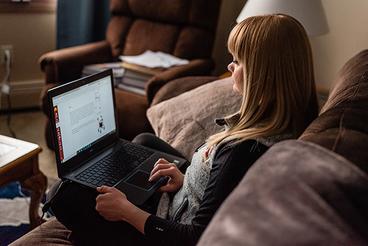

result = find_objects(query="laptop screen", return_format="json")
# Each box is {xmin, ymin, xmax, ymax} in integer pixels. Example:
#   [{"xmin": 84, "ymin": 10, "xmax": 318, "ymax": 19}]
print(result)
[{"xmin": 51, "ymin": 75, "xmax": 116, "ymax": 164}]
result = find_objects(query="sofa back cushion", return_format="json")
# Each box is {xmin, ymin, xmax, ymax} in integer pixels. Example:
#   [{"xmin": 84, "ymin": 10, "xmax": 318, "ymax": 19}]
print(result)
[
  {"xmin": 106, "ymin": 0, "xmax": 221, "ymax": 59},
  {"xmin": 147, "ymin": 77, "xmax": 241, "ymax": 159},
  {"xmin": 198, "ymin": 140, "xmax": 368, "ymax": 246},
  {"xmin": 300, "ymin": 49, "xmax": 368, "ymax": 172}
]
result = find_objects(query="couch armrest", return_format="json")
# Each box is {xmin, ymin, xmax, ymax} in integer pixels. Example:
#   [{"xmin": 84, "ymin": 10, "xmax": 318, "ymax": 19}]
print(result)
[
  {"xmin": 151, "ymin": 76, "xmax": 218, "ymax": 106},
  {"xmin": 146, "ymin": 59, "xmax": 214, "ymax": 104},
  {"xmin": 39, "ymin": 41, "xmax": 113, "ymax": 85}
]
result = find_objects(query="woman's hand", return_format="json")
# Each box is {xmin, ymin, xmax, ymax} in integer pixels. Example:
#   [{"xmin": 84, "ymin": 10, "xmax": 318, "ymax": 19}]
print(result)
[
  {"xmin": 149, "ymin": 158, "xmax": 184, "ymax": 193},
  {"xmin": 95, "ymin": 186, "xmax": 149, "ymax": 234},
  {"xmin": 96, "ymin": 186, "xmax": 134, "ymax": 222}
]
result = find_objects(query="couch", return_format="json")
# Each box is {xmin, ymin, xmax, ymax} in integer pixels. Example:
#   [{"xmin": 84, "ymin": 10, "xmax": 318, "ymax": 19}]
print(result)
[
  {"xmin": 12, "ymin": 49, "xmax": 368, "ymax": 245},
  {"xmin": 39, "ymin": 0, "xmax": 222, "ymax": 149},
  {"xmin": 198, "ymin": 49, "xmax": 368, "ymax": 245}
]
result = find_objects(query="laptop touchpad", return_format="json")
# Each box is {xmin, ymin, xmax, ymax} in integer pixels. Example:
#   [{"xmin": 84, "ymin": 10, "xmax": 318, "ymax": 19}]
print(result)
[{"xmin": 126, "ymin": 170, "xmax": 155, "ymax": 190}]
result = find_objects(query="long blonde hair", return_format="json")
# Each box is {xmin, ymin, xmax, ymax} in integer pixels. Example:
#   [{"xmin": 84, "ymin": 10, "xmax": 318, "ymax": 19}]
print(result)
[{"xmin": 207, "ymin": 14, "xmax": 318, "ymax": 148}]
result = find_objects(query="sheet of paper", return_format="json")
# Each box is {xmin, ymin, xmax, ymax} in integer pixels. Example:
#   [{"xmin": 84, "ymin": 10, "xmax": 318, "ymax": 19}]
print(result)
[
  {"xmin": 119, "ymin": 50, "xmax": 189, "ymax": 68},
  {"xmin": 0, "ymin": 142, "xmax": 15, "ymax": 157}
]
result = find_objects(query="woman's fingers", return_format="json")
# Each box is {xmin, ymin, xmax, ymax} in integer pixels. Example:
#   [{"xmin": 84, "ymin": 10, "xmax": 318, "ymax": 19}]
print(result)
[
  {"xmin": 154, "ymin": 158, "xmax": 170, "ymax": 166},
  {"xmin": 96, "ymin": 185, "xmax": 113, "ymax": 193},
  {"xmin": 151, "ymin": 158, "xmax": 174, "ymax": 175},
  {"xmin": 149, "ymin": 160, "xmax": 184, "ymax": 192},
  {"xmin": 150, "ymin": 163, "xmax": 173, "ymax": 177},
  {"xmin": 149, "ymin": 166, "xmax": 176, "ymax": 182}
]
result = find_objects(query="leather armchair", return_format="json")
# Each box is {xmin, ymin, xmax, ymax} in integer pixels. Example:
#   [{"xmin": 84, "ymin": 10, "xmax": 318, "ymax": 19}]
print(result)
[{"xmin": 40, "ymin": 0, "xmax": 222, "ymax": 149}]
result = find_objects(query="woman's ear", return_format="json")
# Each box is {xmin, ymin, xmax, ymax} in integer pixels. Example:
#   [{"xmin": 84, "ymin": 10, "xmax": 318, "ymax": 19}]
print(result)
[{"xmin": 227, "ymin": 63, "xmax": 234, "ymax": 73}]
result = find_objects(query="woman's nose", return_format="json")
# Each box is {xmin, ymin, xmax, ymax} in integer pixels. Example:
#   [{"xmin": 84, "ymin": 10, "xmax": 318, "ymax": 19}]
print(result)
[{"xmin": 227, "ymin": 63, "xmax": 234, "ymax": 73}]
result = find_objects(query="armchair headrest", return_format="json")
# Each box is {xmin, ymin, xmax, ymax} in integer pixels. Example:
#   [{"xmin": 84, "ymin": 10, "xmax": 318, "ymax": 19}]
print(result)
[
  {"xmin": 110, "ymin": 0, "xmax": 221, "ymax": 31},
  {"xmin": 107, "ymin": 0, "xmax": 222, "ymax": 59}
]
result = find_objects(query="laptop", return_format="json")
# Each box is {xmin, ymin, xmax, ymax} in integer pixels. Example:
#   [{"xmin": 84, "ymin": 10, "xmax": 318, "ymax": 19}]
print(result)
[{"xmin": 47, "ymin": 69, "xmax": 187, "ymax": 205}]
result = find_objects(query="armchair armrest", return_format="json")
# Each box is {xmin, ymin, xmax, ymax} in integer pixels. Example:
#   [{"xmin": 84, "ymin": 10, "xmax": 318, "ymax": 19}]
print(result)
[
  {"xmin": 146, "ymin": 58, "xmax": 214, "ymax": 104},
  {"xmin": 151, "ymin": 76, "xmax": 218, "ymax": 106},
  {"xmin": 39, "ymin": 41, "xmax": 113, "ymax": 85}
]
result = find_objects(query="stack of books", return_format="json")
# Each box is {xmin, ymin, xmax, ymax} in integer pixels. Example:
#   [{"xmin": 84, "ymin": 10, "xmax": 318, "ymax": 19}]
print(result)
[
  {"xmin": 82, "ymin": 62, "xmax": 162, "ymax": 95},
  {"xmin": 83, "ymin": 51, "xmax": 189, "ymax": 95}
]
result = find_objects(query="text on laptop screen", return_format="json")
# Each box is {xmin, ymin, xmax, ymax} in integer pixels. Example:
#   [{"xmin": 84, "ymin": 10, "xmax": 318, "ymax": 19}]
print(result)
[{"xmin": 52, "ymin": 76, "xmax": 116, "ymax": 163}]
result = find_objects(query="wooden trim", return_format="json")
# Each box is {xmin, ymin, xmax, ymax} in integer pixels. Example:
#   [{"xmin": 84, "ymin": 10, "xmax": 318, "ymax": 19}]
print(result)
[{"xmin": 0, "ymin": 0, "xmax": 56, "ymax": 13}]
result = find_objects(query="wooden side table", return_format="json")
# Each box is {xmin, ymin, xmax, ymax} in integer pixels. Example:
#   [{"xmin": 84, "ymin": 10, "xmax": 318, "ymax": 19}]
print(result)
[{"xmin": 0, "ymin": 135, "xmax": 47, "ymax": 229}]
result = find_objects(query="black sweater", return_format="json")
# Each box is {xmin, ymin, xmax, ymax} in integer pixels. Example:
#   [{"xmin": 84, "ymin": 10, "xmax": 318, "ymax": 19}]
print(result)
[{"xmin": 144, "ymin": 140, "xmax": 269, "ymax": 245}]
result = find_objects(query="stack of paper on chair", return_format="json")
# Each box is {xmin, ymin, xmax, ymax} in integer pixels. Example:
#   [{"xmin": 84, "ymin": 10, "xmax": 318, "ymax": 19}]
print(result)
[
  {"xmin": 119, "ymin": 50, "xmax": 189, "ymax": 68},
  {"xmin": 82, "ymin": 51, "xmax": 187, "ymax": 95}
]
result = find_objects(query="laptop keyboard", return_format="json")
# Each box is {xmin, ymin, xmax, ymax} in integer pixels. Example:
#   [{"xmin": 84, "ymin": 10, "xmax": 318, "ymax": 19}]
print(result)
[{"xmin": 75, "ymin": 144, "xmax": 154, "ymax": 187}]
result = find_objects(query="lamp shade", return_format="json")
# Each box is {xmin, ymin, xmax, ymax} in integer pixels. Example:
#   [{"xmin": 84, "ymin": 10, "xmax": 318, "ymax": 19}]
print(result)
[{"xmin": 237, "ymin": 0, "xmax": 329, "ymax": 36}]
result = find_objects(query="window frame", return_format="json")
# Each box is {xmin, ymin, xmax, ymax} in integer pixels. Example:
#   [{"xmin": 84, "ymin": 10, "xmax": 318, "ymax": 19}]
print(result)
[{"xmin": 0, "ymin": 0, "xmax": 56, "ymax": 13}]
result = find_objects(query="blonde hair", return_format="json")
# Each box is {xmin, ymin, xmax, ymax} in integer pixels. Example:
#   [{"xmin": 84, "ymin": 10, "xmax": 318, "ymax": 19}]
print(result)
[{"xmin": 207, "ymin": 14, "xmax": 318, "ymax": 148}]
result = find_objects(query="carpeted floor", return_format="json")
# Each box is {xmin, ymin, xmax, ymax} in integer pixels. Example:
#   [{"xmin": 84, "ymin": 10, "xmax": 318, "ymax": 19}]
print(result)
[{"xmin": 0, "ymin": 182, "xmax": 40, "ymax": 246}]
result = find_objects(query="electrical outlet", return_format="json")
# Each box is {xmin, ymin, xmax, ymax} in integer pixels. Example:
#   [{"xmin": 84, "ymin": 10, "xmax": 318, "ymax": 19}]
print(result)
[
  {"xmin": 1, "ymin": 45, "xmax": 13, "ymax": 64},
  {"xmin": 1, "ymin": 83, "xmax": 10, "ymax": 95}
]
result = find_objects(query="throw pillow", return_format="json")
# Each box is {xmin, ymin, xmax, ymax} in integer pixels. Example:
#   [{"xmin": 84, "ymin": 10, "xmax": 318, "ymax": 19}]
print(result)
[{"xmin": 147, "ymin": 77, "xmax": 241, "ymax": 160}]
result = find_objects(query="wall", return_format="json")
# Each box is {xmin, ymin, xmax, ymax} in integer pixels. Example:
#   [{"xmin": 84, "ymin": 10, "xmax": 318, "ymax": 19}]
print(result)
[
  {"xmin": 0, "ymin": 12, "xmax": 56, "ymax": 109},
  {"xmin": 310, "ymin": 0, "xmax": 368, "ymax": 88},
  {"xmin": 2, "ymin": 0, "xmax": 367, "ymax": 108}
]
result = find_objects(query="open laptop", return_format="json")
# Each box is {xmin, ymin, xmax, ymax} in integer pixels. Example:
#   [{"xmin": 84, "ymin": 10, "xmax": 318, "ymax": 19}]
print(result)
[{"xmin": 47, "ymin": 69, "xmax": 187, "ymax": 205}]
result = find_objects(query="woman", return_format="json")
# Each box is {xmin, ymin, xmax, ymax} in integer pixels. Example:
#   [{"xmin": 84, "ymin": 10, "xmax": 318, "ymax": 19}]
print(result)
[{"xmin": 13, "ymin": 14, "xmax": 318, "ymax": 246}]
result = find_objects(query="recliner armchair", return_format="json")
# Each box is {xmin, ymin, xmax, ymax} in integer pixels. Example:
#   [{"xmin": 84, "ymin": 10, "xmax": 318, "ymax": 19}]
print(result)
[{"xmin": 40, "ymin": 0, "xmax": 222, "ymax": 149}]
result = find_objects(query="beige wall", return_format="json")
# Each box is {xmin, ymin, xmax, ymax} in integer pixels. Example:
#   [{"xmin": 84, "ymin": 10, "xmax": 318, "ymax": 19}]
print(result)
[
  {"xmin": 310, "ymin": 0, "xmax": 368, "ymax": 88},
  {"xmin": 0, "ymin": 13, "xmax": 56, "ymax": 82},
  {"xmin": 0, "ymin": 12, "xmax": 55, "ymax": 108},
  {"xmin": 2, "ymin": 1, "xmax": 366, "ymax": 106}
]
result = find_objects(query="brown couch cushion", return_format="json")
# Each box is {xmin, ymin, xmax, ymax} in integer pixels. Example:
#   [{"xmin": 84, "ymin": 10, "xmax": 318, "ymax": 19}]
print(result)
[
  {"xmin": 110, "ymin": 0, "xmax": 220, "ymax": 31},
  {"xmin": 114, "ymin": 89, "xmax": 152, "ymax": 140},
  {"xmin": 107, "ymin": 0, "xmax": 221, "ymax": 58},
  {"xmin": 11, "ymin": 218, "xmax": 73, "ymax": 246},
  {"xmin": 198, "ymin": 140, "xmax": 368, "ymax": 246},
  {"xmin": 147, "ymin": 77, "xmax": 241, "ymax": 159},
  {"xmin": 300, "ymin": 49, "xmax": 368, "ymax": 172}
]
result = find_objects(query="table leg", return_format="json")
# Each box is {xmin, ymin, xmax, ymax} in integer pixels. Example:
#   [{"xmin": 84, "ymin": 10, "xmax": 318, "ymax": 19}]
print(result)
[{"xmin": 21, "ymin": 157, "xmax": 48, "ymax": 229}]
